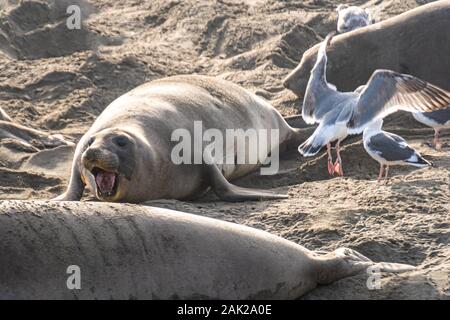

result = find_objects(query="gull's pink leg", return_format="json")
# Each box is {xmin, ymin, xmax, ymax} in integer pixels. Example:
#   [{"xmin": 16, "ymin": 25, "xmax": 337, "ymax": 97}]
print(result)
[
  {"xmin": 327, "ymin": 143, "xmax": 334, "ymax": 175},
  {"xmin": 433, "ymin": 129, "xmax": 441, "ymax": 150},
  {"xmin": 334, "ymin": 140, "xmax": 344, "ymax": 176},
  {"xmin": 377, "ymin": 164, "xmax": 384, "ymax": 182},
  {"xmin": 384, "ymin": 165, "xmax": 390, "ymax": 184}
]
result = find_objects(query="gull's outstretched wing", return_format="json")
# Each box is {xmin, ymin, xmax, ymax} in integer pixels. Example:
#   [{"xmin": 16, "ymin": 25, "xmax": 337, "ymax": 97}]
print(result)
[
  {"xmin": 302, "ymin": 33, "xmax": 336, "ymax": 124},
  {"xmin": 348, "ymin": 70, "xmax": 450, "ymax": 134}
]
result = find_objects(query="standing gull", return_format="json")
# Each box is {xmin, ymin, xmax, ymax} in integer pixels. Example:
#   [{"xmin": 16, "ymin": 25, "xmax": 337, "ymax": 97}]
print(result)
[
  {"xmin": 363, "ymin": 120, "xmax": 432, "ymax": 182},
  {"xmin": 298, "ymin": 33, "xmax": 450, "ymax": 176},
  {"xmin": 412, "ymin": 107, "xmax": 450, "ymax": 149}
]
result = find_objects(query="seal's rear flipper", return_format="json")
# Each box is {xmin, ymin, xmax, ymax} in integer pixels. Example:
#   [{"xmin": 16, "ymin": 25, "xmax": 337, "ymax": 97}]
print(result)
[
  {"xmin": 0, "ymin": 107, "xmax": 12, "ymax": 122},
  {"xmin": 371, "ymin": 262, "xmax": 416, "ymax": 273},
  {"xmin": 316, "ymin": 247, "xmax": 415, "ymax": 285},
  {"xmin": 0, "ymin": 120, "xmax": 73, "ymax": 148},
  {"xmin": 215, "ymin": 182, "xmax": 288, "ymax": 202},
  {"xmin": 205, "ymin": 163, "xmax": 288, "ymax": 202}
]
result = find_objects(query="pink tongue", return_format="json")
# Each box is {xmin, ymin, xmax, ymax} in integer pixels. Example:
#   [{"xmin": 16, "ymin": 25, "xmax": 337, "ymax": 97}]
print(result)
[{"xmin": 95, "ymin": 171, "xmax": 116, "ymax": 193}]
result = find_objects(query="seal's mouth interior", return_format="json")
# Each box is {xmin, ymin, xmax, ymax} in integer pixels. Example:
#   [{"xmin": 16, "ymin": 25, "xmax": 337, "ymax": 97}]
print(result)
[{"xmin": 91, "ymin": 167, "xmax": 118, "ymax": 198}]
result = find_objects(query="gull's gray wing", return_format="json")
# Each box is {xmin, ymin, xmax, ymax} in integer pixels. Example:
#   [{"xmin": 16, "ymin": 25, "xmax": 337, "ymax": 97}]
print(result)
[
  {"xmin": 419, "ymin": 105, "xmax": 450, "ymax": 125},
  {"xmin": 302, "ymin": 33, "xmax": 337, "ymax": 124},
  {"xmin": 348, "ymin": 70, "xmax": 450, "ymax": 134},
  {"xmin": 305, "ymin": 90, "xmax": 354, "ymax": 123},
  {"xmin": 368, "ymin": 132, "xmax": 414, "ymax": 162}
]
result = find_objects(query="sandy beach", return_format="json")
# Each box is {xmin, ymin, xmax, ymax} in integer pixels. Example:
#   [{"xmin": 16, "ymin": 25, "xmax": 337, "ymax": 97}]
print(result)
[{"xmin": 0, "ymin": 0, "xmax": 448, "ymax": 299}]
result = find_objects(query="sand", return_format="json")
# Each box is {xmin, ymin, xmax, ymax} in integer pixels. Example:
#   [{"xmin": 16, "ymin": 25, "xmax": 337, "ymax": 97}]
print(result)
[{"xmin": 0, "ymin": 0, "xmax": 448, "ymax": 299}]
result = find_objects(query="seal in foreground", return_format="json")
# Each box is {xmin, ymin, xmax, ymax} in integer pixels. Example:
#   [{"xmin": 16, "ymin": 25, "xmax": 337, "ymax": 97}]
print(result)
[{"xmin": 0, "ymin": 201, "xmax": 414, "ymax": 299}]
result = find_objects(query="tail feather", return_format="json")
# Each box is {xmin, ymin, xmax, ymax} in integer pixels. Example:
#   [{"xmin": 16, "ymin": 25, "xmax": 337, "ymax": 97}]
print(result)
[
  {"xmin": 406, "ymin": 153, "xmax": 433, "ymax": 167},
  {"xmin": 416, "ymin": 155, "xmax": 432, "ymax": 166},
  {"xmin": 298, "ymin": 137, "xmax": 324, "ymax": 156}
]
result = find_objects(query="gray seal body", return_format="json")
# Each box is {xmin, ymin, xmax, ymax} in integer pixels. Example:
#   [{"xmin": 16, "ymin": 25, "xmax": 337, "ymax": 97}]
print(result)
[
  {"xmin": 55, "ymin": 75, "xmax": 307, "ymax": 203},
  {"xmin": 0, "ymin": 201, "xmax": 414, "ymax": 299}
]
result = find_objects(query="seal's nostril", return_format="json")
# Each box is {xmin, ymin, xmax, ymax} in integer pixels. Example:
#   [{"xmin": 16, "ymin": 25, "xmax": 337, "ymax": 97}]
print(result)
[
  {"xmin": 87, "ymin": 136, "xmax": 95, "ymax": 146},
  {"xmin": 83, "ymin": 148, "xmax": 98, "ymax": 162}
]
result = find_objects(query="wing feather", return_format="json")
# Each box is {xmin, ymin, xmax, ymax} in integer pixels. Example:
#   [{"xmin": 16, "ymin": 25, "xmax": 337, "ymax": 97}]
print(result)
[{"xmin": 348, "ymin": 70, "xmax": 450, "ymax": 133}]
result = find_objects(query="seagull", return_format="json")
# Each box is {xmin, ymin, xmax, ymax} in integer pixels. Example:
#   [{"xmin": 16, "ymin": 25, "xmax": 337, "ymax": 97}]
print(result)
[
  {"xmin": 336, "ymin": 4, "xmax": 371, "ymax": 33},
  {"xmin": 412, "ymin": 107, "xmax": 450, "ymax": 149},
  {"xmin": 298, "ymin": 33, "xmax": 450, "ymax": 177},
  {"xmin": 363, "ymin": 120, "xmax": 432, "ymax": 182},
  {"xmin": 336, "ymin": 6, "xmax": 449, "ymax": 151}
]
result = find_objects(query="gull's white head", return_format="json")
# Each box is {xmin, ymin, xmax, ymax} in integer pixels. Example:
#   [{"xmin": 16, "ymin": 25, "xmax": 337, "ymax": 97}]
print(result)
[
  {"xmin": 363, "ymin": 119, "xmax": 383, "ymax": 139},
  {"xmin": 336, "ymin": 4, "xmax": 371, "ymax": 33}
]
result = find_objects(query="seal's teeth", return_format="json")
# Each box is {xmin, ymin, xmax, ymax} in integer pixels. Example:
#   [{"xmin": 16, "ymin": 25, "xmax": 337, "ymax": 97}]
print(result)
[{"xmin": 95, "ymin": 170, "xmax": 116, "ymax": 194}]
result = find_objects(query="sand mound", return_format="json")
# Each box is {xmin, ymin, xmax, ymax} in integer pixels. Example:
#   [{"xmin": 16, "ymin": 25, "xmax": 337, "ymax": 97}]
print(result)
[
  {"xmin": 0, "ymin": 70, "xmax": 91, "ymax": 101},
  {"xmin": 0, "ymin": 0, "xmax": 120, "ymax": 59},
  {"xmin": 0, "ymin": 0, "xmax": 448, "ymax": 299}
]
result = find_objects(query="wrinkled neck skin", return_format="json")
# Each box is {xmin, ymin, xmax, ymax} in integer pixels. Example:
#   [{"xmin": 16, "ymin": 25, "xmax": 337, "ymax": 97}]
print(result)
[{"xmin": 119, "ymin": 129, "xmax": 159, "ymax": 203}]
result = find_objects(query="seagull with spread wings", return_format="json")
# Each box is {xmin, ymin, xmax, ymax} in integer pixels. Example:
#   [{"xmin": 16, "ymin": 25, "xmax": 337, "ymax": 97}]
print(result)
[{"xmin": 298, "ymin": 33, "xmax": 450, "ymax": 176}]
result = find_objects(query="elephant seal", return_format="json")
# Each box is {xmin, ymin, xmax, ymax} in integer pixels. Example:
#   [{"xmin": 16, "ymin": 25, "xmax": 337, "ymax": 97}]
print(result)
[
  {"xmin": 0, "ymin": 200, "xmax": 414, "ymax": 299},
  {"xmin": 283, "ymin": 1, "xmax": 450, "ymax": 97},
  {"xmin": 55, "ymin": 75, "xmax": 308, "ymax": 203}
]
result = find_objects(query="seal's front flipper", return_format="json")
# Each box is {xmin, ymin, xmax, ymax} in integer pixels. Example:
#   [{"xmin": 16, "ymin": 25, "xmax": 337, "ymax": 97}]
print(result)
[
  {"xmin": 52, "ymin": 160, "xmax": 85, "ymax": 201},
  {"xmin": 205, "ymin": 163, "xmax": 288, "ymax": 202}
]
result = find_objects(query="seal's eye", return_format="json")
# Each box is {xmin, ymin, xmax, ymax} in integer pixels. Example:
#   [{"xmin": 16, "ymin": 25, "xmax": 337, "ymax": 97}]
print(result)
[
  {"xmin": 87, "ymin": 137, "xmax": 95, "ymax": 146},
  {"xmin": 114, "ymin": 135, "xmax": 128, "ymax": 147}
]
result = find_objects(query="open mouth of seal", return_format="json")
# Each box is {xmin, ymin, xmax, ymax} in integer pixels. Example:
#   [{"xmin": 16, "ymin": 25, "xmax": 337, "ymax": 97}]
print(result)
[{"xmin": 91, "ymin": 167, "xmax": 119, "ymax": 198}]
